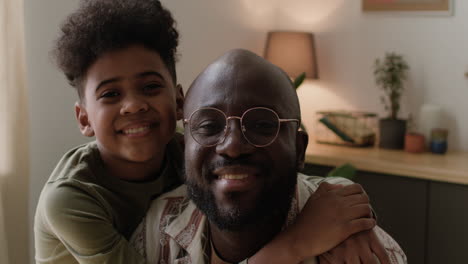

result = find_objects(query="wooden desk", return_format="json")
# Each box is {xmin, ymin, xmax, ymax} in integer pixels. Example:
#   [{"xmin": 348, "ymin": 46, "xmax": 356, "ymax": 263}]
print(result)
[{"xmin": 305, "ymin": 143, "xmax": 468, "ymax": 185}]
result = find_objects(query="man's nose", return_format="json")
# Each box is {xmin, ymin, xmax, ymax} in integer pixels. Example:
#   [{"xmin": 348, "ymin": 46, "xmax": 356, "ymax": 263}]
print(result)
[
  {"xmin": 120, "ymin": 94, "xmax": 149, "ymax": 115},
  {"xmin": 215, "ymin": 119, "xmax": 255, "ymax": 158}
]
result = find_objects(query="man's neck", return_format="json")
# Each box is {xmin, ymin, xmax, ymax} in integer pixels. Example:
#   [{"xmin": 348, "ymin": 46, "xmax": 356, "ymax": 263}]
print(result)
[{"xmin": 209, "ymin": 216, "xmax": 285, "ymax": 263}]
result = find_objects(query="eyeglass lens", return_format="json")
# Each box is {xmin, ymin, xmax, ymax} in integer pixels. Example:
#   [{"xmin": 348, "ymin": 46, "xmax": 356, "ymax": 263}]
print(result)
[{"xmin": 189, "ymin": 108, "xmax": 280, "ymax": 147}]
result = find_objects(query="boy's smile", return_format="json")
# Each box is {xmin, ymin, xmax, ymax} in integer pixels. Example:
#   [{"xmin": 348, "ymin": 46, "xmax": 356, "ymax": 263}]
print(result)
[
  {"xmin": 75, "ymin": 44, "xmax": 183, "ymax": 180},
  {"xmin": 119, "ymin": 122, "xmax": 154, "ymax": 137}
]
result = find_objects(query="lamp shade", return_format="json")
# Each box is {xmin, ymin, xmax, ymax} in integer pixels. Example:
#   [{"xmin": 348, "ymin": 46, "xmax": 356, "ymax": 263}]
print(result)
[{"xmin": 264, "ymin": 31, "xmax": 318, "ymax": 79}]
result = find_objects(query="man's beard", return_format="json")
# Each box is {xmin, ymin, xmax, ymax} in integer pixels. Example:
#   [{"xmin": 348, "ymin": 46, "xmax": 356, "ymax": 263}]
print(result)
[{"xmin": 185, "ymin": 161, "xmax": 298, "ymax": 232}]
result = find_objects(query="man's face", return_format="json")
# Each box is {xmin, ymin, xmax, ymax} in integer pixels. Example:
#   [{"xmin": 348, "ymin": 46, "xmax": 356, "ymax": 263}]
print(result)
[
  {"xmin": 184, "ymin": 54, "xmax": 306, "ymax": 230},
  {"xmin": 76, "ymin": 44, "xmax": 183, "ymax": 172}
]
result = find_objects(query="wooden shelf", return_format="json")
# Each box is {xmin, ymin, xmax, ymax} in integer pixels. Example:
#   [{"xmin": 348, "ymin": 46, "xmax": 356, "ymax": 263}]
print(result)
[{"xmin": 305, "ymin": 142, "xmax": 468, "ymax": 185}]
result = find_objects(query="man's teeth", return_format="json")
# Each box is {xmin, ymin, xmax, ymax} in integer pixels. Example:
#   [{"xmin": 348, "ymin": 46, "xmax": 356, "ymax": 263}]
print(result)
[
  {"xmin": 123, "ymin": 126, "xmax": 150, "ymax": 135},
  {"xmin": 219, "ymin": 174, "xmax": 249, "ymax": 180}
]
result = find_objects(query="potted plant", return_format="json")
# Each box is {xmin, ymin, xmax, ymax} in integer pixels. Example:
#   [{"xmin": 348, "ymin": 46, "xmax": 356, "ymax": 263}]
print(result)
[{"xmin": 374, "ymin": 52, "xmax": 409, "ymax": 149}]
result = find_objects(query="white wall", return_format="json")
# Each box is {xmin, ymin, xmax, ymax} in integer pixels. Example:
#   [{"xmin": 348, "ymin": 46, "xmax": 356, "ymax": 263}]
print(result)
[
  {"xmin": 160, "ymin": 0, "xmax": 276, "ymax": 89},
  {"xmin": 24, "ymin": 0, "xmax": 82, "ymax": 262},
  {"xmin": 273, "ymin": 0, "xmax": 468, "ymax": 151}
]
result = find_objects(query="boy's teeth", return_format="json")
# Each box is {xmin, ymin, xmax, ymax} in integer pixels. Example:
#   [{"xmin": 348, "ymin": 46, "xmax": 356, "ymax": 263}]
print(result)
[
  {"xmin": 123, "ymin": 126, "xmax": 150, "ymax": 135},
  {"xmin": 219, "ymin": 174, "xmax": 248, "ymax": 180}
]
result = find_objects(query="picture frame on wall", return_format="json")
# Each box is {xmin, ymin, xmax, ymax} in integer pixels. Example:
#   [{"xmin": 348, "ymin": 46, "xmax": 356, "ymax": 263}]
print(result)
[{"xmin": 362, "ymin": 0, "xmax": 452, "ymax": 13}]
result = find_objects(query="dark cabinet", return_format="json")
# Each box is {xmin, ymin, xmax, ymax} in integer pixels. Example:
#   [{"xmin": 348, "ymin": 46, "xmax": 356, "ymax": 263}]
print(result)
[
  {"xmin": 354, "ymin": 171, "xmax": 427, "ymax": 264},
  {"xmin": 427, "ymin": 182, "xmax": 468, "ymax": 264},
  {"xmin": 303, "ymin": 164, "xmax": 427, "ymax": 263},
  {"xmin": 303, "ymin": 163, "xmax": 468, "ymax": 264}
]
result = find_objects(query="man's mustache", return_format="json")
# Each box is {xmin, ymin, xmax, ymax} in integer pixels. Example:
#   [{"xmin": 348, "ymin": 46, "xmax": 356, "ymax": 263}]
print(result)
[{"xmin": 206, "ymin": 157, "xmax": 262, "ymax": 173}]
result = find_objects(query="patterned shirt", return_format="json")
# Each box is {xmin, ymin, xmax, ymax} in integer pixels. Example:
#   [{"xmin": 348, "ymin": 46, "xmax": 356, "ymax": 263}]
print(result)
[{"xmin": 130, "ymin": 173, "xmax": 407, "ymax": 264}]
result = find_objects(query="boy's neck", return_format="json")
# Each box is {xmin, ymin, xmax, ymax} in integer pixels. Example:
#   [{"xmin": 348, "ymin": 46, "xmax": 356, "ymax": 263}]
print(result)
[{"xmin": 99, "ymin": 147, "xmax": 167, "ymax": 182}]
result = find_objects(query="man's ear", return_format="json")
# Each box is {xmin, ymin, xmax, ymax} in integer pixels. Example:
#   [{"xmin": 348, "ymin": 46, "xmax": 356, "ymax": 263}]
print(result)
[
  {"xmin": 175, "ymin": 84, "xmax": 185, "ymax": 120},
  {"xmin": 75, "ymin": 102, "xmax": 95, "ymax": 137},
  {"xmin": 296, "ymin": 130, "xmax": 309, "ymax": 171}
]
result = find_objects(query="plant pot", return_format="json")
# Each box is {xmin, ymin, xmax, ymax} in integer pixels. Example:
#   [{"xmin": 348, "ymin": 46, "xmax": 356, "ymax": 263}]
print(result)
[
  {"xmin": 379, "ymin": 119, "xmax": 407, "ymax": 149},
  {"xmin": 404, "ymin": 132, "xmax": 425, "ymax": 153}
]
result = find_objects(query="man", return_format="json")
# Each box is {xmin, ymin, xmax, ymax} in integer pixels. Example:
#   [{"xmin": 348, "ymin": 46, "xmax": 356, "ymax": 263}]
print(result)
[{"xmin": 131, "ymin": 49, "xmax": 406, "ymax": 263}]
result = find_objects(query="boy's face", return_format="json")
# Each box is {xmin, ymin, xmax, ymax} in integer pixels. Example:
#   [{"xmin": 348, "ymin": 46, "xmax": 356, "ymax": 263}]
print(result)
[{"xmin": 75, "ymin": 44, "xmax": 183, "ymax": 168}]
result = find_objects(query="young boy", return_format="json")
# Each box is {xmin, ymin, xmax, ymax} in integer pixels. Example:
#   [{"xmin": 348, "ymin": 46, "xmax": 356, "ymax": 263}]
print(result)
[
  {"xmin": 34, "ymin": 1, "xmax": 383, "ymax": 263},
  {"xmin": 34, "ymin": 1, "xmax": 184, "ymax": 263}
]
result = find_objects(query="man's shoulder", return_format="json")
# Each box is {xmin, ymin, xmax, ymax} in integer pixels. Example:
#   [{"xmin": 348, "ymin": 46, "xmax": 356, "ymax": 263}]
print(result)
[
  {"xmin": 144, "ymin": 185, "xmax": 190, "ymax": 224},
  {"xmin": 295, "ymin": 173, "xmax": 355, "ymax": 213},
  {"xmin": 297, "ymin": 172, "xmax": 354, "ymax": 191},
  {"xmin": 131, "ymin": 185, "xmax": 206, "ymax": 263},
  {"xmin": 152, "ymin": 184, "xmax": 189, "ymax": 206},
  {"xmin": 374, "ymin": 226, "xmax": 408, "ymax": 263}
]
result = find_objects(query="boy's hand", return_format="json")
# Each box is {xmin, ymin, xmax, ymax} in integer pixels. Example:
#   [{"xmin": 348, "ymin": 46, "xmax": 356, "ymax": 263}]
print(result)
[
  {"xmin": 288, "ymin": 182, "xmax": 375, "ymax": 260},
  {"xmin": 318, "ymin": 229, "xmax": 391, "ymax": 264}
]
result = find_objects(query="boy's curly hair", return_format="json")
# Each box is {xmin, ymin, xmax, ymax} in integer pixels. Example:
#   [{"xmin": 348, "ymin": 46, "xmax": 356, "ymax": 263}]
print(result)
[{"xmin": 53, "ymin": 0, "xmax": 179, "ymax": 98}]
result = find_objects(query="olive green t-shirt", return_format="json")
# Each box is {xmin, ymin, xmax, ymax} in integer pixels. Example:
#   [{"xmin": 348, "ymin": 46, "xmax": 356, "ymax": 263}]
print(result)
[{"xmin": 34, "ymin": 138, "xmax": 183, "ymax": 264}]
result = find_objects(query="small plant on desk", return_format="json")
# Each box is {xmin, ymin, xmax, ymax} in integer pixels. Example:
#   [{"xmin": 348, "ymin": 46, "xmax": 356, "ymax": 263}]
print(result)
[{"xmin": 374, "ymin": 52, "xmax": 410, "ymax": 149}]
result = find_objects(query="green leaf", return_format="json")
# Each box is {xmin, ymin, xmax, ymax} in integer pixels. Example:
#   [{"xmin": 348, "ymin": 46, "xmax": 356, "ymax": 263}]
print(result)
[
  {"xmin": 300, "ymin": 123, "xmax": 307, "ymax": 132},
  {"xmin": 293, "ymin": 72, "xmax": 306, "ymax": 89},
  {"xmin": 176, "ymin": 125, "xmax": 185, "ymax": 134},
  {"xmin": 327, "ymin": 163, "xmax": 356, "ymax": 179}
]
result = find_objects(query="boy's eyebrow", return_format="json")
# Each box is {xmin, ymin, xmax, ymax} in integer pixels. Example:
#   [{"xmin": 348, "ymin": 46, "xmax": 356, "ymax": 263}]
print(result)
[
  {"xmin": 95, "ymin": 71, "xmax": 166, "ymax": 92},
  {"xmin": 95, "ymin": 77, "xmax": 121, "ymax": 92},
  {"xmin": 137, "ymin": 71, "xmax": 165, "ymax": 80}
]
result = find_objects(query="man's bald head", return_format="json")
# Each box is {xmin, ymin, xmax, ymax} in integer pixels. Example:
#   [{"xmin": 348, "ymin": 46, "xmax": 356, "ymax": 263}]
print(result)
[{"xmin": 184, "ymin": 49, "xmax": 301, "ymax": 122}]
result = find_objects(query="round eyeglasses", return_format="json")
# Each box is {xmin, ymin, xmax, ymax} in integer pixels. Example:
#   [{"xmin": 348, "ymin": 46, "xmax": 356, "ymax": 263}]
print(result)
[{"xmin": 183, "ymin": 107, "xmax": 300, "ymax": 147}]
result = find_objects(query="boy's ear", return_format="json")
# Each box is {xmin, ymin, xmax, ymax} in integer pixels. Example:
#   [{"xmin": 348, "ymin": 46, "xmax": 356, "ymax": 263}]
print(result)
[
  {"xmin": 175, "ymin": 84, "xmax": 184, "ymax": 120},
  {"xmin": 296, "ymin": 130, "xmax": 309, "ymax": 171},
  {"xmin": 75, "ymin": 102, "xmax": 95, "ymax": 137}
]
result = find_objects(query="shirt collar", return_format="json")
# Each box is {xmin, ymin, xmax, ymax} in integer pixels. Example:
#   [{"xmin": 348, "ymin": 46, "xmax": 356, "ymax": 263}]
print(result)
[{"xmin": 160, "ymin": 175, "xmax": 312, "ymax": 262}]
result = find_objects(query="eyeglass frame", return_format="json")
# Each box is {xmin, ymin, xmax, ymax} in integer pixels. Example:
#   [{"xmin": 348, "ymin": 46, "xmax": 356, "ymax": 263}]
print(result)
[{"xmin": 183, "ymin": 106, "xmax": 300, "ymax": 148}]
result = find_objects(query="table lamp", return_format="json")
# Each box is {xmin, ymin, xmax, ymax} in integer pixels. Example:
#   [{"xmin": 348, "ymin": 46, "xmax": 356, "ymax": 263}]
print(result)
[{"xmin": 264, "ymin": 31, "xmax": 318, "ymax": 79}]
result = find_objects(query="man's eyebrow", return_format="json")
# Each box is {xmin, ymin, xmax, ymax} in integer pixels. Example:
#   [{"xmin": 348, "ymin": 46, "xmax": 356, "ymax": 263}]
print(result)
[
  {"xmin": 197, "ymin": 104, "xmax": 280, "ymax": 112},
  {"xmin": 253, "ymin": 104, "xmax": 278, "ymax": 110}
]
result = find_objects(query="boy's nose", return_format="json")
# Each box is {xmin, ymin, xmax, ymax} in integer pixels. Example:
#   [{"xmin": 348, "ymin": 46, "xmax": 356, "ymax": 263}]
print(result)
[
  {"xmin": 215, "ymin": 119, "xmax": 255, "ymax": 158},
  {"xmin": 120, "ymin": 96, "xmax": 149, "ymax": 115}
]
